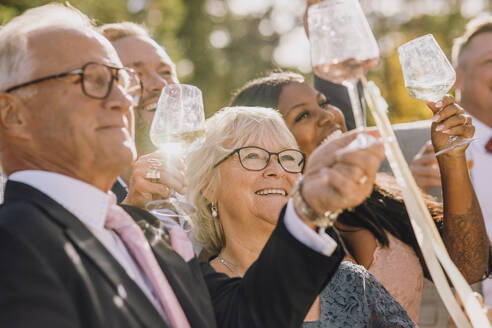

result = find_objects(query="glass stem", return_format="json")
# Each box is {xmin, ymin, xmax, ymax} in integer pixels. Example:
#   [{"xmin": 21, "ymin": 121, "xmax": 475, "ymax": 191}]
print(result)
[{"xmin": 343, "ymin": 80, "xmax": 366, "ymax": 129}]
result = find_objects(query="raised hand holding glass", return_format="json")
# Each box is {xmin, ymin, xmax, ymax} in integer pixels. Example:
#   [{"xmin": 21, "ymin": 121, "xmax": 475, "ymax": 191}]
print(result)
[
  {"xmin": 398, "ymin": 34, "xmax": 474, "ymax": 155},
  {"xmin": 146, "ymin": 84, "xmax": 205, "ymax": 217}
]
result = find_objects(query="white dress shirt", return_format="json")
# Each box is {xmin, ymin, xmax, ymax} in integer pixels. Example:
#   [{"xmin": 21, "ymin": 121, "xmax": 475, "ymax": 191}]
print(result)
[{"xmin": 465, "ymin": 117, "xmax": 492, "ymax": 305}]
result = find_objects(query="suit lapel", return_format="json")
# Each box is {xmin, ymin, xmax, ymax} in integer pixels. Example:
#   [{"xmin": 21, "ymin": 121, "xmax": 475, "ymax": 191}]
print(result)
[
  {"xmin": 122, "ymin": 205, "xmax": 217, "ymax": 328},
  {"xmin": 4, "ymin": 181, "xmax": 169, "ymax": 328},
  {"xmin": 149, "ymin": 232, "xmax": 216, "ymax": 328}
]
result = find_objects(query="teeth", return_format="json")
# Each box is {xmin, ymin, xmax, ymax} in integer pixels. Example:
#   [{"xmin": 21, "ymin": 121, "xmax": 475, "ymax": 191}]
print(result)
[
  {"xmin": 255, "ymin": 189, "xmax": 287, "ymax": 196},
  {"xmin": 143, "ymin": 103, "xmax": 157, "ymax": 111}
]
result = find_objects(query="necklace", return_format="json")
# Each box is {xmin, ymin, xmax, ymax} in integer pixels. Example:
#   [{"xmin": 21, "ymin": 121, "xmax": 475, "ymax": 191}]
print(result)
[{"xmin": 217, "ymin": 254, "xmax": 241, "ymax": 276}]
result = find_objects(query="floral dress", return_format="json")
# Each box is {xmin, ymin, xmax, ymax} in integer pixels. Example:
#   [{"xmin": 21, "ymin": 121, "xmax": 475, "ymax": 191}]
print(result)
[{"xmin": 303, "ymin": 261, "xmax": 415, "ymax": 328}]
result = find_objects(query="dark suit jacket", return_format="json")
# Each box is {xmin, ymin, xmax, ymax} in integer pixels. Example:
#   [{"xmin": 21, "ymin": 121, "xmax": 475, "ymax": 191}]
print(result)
[
  {"xmin": 314, "ymin": 75, "xmax": 364, "ymax": 131},
  {"xmin": 112, "ymin": 178, "xmax": 128, "ymax": 203},
  {"xmin": 0, "ymin": 181, "xmax": 344, "ymax": 327}
]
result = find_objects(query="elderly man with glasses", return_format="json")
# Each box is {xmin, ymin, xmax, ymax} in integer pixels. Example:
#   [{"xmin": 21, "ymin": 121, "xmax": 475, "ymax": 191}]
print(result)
[{"xmin": 0, "ymin": 3, "xmax": 387, "ymax": 328}]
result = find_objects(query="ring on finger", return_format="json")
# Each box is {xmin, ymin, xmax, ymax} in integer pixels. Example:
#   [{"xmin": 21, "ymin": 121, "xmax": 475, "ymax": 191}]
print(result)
[{"xmin": 145, "ymin": 169, "xmax": 161, "ymax": 183}]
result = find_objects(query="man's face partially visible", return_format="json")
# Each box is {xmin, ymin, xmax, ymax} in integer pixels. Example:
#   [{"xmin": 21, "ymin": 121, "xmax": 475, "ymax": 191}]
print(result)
[
  {"xmin": 456, "ymin": 31, "xmax": 492, "ymax": 127},
  {"xmin": 112, "ymin": 35, "xmax": 178, "ymax": 156},
  {"xmin": 18, "ymin": 28, "xmax": 136, "ymax": 184}
]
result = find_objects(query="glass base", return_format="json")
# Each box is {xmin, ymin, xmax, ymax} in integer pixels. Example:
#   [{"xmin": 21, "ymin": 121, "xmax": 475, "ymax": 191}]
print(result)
[
  {"xmin": 435, "ymin": 137, "xmax": 476, "ymax": 156},
  {"xmin": 146, "ymin": 198, "xmax": 197, "ymax": 217}
]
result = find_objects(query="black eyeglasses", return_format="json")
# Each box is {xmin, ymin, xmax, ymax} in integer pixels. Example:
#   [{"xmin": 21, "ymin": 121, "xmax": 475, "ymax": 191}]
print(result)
[
  {"xmin": 214, "ymin": 146, "xmax": 306, "ymax": 173},
  {"xmin": 5, "ymin": 62, "xmax": 142, "ymax": 105}
]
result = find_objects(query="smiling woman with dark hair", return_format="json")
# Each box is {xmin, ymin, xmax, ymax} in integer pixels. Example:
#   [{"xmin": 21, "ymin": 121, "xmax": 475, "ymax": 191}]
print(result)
[{"xmin": 230, "ymin": 71, "xmax": 488, "ymax": 323}]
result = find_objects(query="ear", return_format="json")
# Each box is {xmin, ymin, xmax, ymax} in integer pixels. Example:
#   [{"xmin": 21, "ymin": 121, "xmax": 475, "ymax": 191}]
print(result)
[
  {"xmin": 201, "ymin": 183, "xmax": 217, "ymax": 203},
  {"xmin": 0, "ymin": 92, "xmax": 31, "ymax": 139}
]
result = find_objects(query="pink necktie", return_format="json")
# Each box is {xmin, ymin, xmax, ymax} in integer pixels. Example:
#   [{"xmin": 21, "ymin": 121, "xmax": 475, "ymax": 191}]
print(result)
[
  {"xmin": 485, "ymin": 137, "xmax": 492, "ymax": 153},
  {"xmin": 105, "ymin": 198, "xmax": 191, "ymax": 328},
  {"xmin": 169, "ymin": 225, "xmax": 195, "ymax": 262}
]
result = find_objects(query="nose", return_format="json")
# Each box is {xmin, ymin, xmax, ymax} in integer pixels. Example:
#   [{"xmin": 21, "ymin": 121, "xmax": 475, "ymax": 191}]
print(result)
[
  {"xmin": 145, "ymin": 72, "xmax": 168, "ymax": 94},
  {"xmin": 262, "ymin": 154, "xmax": 283, "ymax": 178},
  {"xmin": 104, "ymin": 83, "xmax": 133, "ymax": 112},
  {"xmin": 317, "ymin": 107, "xmax": 336, "ymax": 127}
]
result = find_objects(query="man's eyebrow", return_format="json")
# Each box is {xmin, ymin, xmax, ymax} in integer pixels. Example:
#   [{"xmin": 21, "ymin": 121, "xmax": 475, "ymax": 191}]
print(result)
[
  {"xmin": 157, "ymin": 62, "xmax": 173, "ymax": 69},
  {"xmin": 130, "ymin": 61, "xmax": 145, "ymax": 68}
]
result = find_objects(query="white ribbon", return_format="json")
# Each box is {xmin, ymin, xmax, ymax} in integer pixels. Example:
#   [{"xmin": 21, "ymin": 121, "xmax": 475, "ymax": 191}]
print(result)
[{"xmin": 363, "ymin": 79, "xmax": 490, "ymax": 328}]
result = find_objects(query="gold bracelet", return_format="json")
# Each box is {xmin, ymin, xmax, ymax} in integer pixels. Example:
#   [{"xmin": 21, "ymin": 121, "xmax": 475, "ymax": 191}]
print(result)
[{"xmin": 291, "ymin": 176, "xmax": 342, "ymax": 229}]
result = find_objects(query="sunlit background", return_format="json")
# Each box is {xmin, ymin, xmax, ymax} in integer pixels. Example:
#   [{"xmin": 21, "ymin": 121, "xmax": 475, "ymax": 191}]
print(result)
[{"xmin": 1, "ymin": 0, "xmax": 491, "ymax": 122}]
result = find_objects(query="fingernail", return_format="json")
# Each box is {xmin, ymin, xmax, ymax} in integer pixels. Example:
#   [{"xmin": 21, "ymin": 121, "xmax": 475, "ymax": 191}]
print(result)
[
  {"xmin": 431, "ymin": 114, "xmax": 440, "ymax": 122},
  {"xmin": 435, "ymin": 124, "xmax": 444, "ymax": 131},
  {"xmin": 442, "ymin": 129, "xmax": 452, "ymax": 134},
  {"xmin": 435, "ymin": 101, "xmax": 443, "ymax": 109}
]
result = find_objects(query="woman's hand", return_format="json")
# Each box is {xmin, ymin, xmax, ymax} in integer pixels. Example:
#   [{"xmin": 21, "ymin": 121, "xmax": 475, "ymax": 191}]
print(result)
[
  {"xmin": 410, "ymin": 140, "xmax": 441, "ymax": 191},
  {"xmin": 300, "ymin": 128, "xmax": 385, "ymax": 217},
  {"xmin": 122, "ymin": 151, "xmax": 187, "ymax": 209},
  {"xmin": 428, "ymin": 95, "xmax": 474, "ymax": 157}
]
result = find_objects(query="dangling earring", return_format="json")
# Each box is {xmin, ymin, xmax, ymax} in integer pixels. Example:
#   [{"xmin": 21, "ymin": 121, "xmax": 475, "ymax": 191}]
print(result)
[{"xmin": 210, "ymin": 203, "xmax": 218, "ymax": 218}]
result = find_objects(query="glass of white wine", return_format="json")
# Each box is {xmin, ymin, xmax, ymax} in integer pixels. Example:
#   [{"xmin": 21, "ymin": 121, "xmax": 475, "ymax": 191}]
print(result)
[
  {"xmin": 398, "ymin": 34, "xmax": 473, "ymax": 155},
  {"xmin": 146, "ymin": 84, "xmax": 205, "ymax": 218},
  {"xmin": 308, "ymin": 0, "xmax": 379, "ymax": 139}
]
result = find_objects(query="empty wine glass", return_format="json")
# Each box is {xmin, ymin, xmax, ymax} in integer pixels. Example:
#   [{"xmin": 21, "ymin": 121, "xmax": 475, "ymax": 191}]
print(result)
[
  {"xmin": 398, "ymin": 34, "xmax": 474, "ymax": 156},
  {"xmin": 308, "ymin": 0, "xmax": 379, "ymax": 140},
  {"xmin": 146, "ymin": 84, "xmax": 205, "ymax": 219}
]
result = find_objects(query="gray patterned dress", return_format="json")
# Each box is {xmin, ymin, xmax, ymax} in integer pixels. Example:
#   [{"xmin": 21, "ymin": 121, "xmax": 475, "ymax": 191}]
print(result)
[{"xmin": 303, "ymin": 262, "xmax": 415, "ymax": 328}]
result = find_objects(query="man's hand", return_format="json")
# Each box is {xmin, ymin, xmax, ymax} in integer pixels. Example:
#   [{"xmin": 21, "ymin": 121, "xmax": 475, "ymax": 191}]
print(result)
[
  {"xmin": 122, "ymin": 151, "xmax": 187, "ymax": 209},
  {"xmin": 299, "ymin": 129, "xmax": 384, "ymax": 220},
  {"xmin": 410, "ymin": 140, "xmax": 441, "ymax": 191}
]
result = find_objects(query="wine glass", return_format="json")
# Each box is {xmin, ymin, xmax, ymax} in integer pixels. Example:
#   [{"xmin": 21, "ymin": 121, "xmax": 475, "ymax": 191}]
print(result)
[
  {"xmin": 398, "ymin": 34, "xmax": 474, "ymax": 156},
  {"xmin": 146, "ymin": 84, "xmax": 205, "ymax": 221},
  {"xmin": 308, "ymin": 0, "xmax": 379, "ymax": 145}
]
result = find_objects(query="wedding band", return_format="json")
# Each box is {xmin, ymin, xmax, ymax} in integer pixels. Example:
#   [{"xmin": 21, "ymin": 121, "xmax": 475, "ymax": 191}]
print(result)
[
  {"xmin": 357, "ymin": 175, "xmax": 368, "ymax": 185},
  {"xmin": 145, "ymin": 169, "xmax": 161, "ymax": 183}
]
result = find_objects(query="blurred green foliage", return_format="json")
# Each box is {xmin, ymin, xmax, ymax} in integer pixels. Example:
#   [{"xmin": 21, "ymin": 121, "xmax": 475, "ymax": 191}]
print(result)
[{"xmin": 0, "ymin": 0, "xmax": 490, "ymax": 122}]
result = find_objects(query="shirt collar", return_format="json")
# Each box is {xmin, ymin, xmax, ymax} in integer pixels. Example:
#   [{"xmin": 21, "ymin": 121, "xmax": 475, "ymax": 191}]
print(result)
[
  {"xmin": 9, "ymin": 170, "xmax": 111, "ymax": 230},
  {"xmin": 470, "ymin": 116, "xmax": 492, "ymax": 145}
]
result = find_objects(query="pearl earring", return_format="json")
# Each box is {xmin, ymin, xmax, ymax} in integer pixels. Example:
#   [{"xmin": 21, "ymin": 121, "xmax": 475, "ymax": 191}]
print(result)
[{"xmin": 210, "ymin": 203, "xmax": 218, "ymax": 218}]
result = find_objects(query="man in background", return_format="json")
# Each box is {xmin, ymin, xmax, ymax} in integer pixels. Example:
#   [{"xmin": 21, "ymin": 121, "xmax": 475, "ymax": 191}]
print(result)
[{"xmin": 100, "ymin": 23, "xmax": 185, "ymax": 208}]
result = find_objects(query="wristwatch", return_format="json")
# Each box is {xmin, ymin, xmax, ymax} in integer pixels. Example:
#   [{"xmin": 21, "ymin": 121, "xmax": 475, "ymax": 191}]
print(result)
[{"xmin": 291, "ymin": 176, "xmax": 342, "ymax": 229}]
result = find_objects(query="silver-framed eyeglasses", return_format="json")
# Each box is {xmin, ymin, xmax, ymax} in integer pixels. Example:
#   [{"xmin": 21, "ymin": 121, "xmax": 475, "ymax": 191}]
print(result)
[
  {"xmin": 5, "ymin": 62, "xmax": 142, "ymax": 105},
  {"xmin": 214, "ymin": 146, "xmax": 306, "ymax": 173}
]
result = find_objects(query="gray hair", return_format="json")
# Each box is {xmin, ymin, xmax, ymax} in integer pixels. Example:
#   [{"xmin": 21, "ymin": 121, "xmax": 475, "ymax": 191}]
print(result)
[
  {"xmin": 0, "ymin": 3, "xmax": 96, "ymax": 92},
  {"xmin": 99, "ymin": 22, "xmax": 151, "ymax": 42},
  {"xmin": 186, "ymin": 106, "xmax": 298, "ymax": 254},
  {"xmin": 452, "ymin": 14, "xmax": 492, "ymax": 66}
]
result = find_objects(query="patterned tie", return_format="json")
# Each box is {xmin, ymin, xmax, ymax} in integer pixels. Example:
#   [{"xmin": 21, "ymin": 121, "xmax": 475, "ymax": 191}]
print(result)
[
  {"xmin": 105, "ymin": 197, "xmax": 191, "ymax": 328},
  {"xmin": 485, "ymin": 137, "xmax": 492, "ymax": 153}
]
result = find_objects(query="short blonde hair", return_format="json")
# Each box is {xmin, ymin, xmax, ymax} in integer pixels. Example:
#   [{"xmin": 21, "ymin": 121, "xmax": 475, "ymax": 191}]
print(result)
[
  {"xmin": 452, "ymin": 14, "xmax": 492, "ymax": 66},
  {"xmin": 0, "ymin": 3, "xmax": 95, "ymax": 91},
  {"xmin": 99, "ymin": 22, "xmax": 150, "ymax": 42},
  {"xmin": 187, "ymin": 106, "xmax": 298, "ymax": 254}
]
